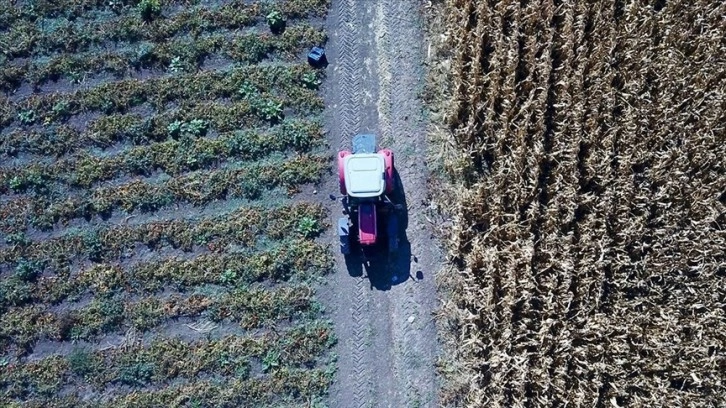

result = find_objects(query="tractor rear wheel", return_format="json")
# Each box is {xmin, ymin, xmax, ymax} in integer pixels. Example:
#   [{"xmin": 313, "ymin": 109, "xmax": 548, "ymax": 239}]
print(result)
[
  {"xmin": 387, "ymin": 212, "xmax": 399, "ymax": 253},
  {"xmin": 378, "ymin": 149, "xmax": 395, "ymax": 194}
]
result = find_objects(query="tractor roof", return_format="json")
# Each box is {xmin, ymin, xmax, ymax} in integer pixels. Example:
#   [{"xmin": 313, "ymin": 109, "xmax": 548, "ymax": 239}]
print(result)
[{"xmin": 344, "ymin": 153, "xmax": 385, "ymax": 198}]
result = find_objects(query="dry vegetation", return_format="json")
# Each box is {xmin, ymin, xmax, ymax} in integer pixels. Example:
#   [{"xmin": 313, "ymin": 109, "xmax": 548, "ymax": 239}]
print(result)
[{"xmin": 426, "ymin": 0, "xmax": 725, "ymax": 406}]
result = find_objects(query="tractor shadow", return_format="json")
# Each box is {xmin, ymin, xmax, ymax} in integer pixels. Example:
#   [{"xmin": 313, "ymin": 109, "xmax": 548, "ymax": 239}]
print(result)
[{"xmin": 344, "ymin": 171, "xmax": 413, "ymax": 291}]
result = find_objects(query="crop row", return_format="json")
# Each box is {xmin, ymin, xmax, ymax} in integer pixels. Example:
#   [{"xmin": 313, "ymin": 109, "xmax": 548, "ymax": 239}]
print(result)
[
  {"xmin": 2, "ymin": 118, "xmax": 324, "ymax": 190},
  {"xmin": 1, "ymin": 239, "xmax": 331, "ymax": 309},
  {"xmin": 2, "ymin": 87, "xmax": 322, "ymax": 158},
  {"xmin": 0, "ymin": 284, "xmax": 319, "ymax": 353},
  {"xmin": 0, "ymin": 202, "xmax": 327, "ymax": 268},
  {"xmin": 3, "ymin": 367, "xmax": 333, "ymax": 408},
  {"xmin": 2, "ymin": 320, "xmax": 334, "ymax": 400},
  {"xmin": 1, "ymin": 24, "xmax": 326, "ymax": 92},
  {"xmin": 0, "ymin": 0, "xmax": 188, "ymax": 26},
  {"xmin": 2, "ymin": 63, "xmax": 322, "ymax": 128},
  {"xmin": 0, "ymin": 0, "xmax": 329, "ymax": 27},
  {"xmin": 0, "ymin": 0, "xmax": 329, "ymax": 59},
  {"xmin": 0, "ymin": 154, "xmax": 327, "ymax": 233}
]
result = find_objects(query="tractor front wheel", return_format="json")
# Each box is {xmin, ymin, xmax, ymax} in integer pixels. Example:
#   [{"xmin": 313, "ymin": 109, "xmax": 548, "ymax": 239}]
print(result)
[{"xmin": 338, "ymin": 151, "xmax": 351, "ymax": 195}]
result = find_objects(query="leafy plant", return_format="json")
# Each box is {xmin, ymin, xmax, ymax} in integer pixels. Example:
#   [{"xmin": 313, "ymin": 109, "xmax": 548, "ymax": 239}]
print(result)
[
  {"xmin": 266, "ymin": 10, "xmax": 286, "ymax": 33},
  {"xmin": 83, "ymin": 232, "xmax": 104, "ymax": 263},
  {"xmin": 10, "ymin": 64, "xmax": 321, "ymax": 128},
  {"xmin": 68, "ymin": 348, "xmax": 98, "ymax": 378},
  {"xmin": 69, "ymin": 70, "xmax": 84, "ymax": 84},
  {"xmin": 53, "ymin": 298, "xmax": 125, "ymax": 341},
  {"xmin": 168, "ymin": 56, "xmax": 185, "ymax": 73},
  {"xmin": 7, "ymin": 171, "xmax": 50, "ymax": 194},
  {"xmin": 138, "ymin": 0, "xmax": 161, "ymax": 22},
  {"xmin": 237, "ymin": 176, "xmax": 263, "ymax": 199},
  {"xmin": 0, "ymin": 278, "xmax": 33, "ymax": 307},
  {"xmin": 167, "ymin": 120, "xmax": 183, "ymax": 138},
  {"xmin": 118, "ymin": 361, "xmax": 156, "ymax": 386},
  {"xmin": 101, "ymin": 99, "xmax": 115, "ymax": 114},
  {"xmin": 253, "ymin": 99, "xmax": 284, "ymax": 122},
  {"xmin": 238, "ymin": 82, "xmax": 257, "ymax": 99},
  {"xmin": 9, "ymin": 176, "xmax": 23, "ymax": 191},
  {"xmin": 301, "ymin": 71, "xmax": 321, "ymax": 89},
  {"xmin": 262, "ymin": 349, "xmax": 280, "ymax": 372},
  {"xmin": 220, "ymin": 269, "xmax": 238, "ymax": 285},
  {"xmin": 52, "ymin": 100, "xmax": 70, "ymax": 120},
  {"xmin": 4, "ymin": 232, "xmax": 29, "ymax": 247},
  {"xmin": 230, "ymin": 35, "xmax": 271, "ymax": 63},
  {"xmin": 181, "ymin": 119, "xmax": 208, "ymax": 136},
  {"xmin": 297, "ymin": 216, "xmax": 319, "ymax": 238},
  {"xmin": 15, "ymin": 259, "xmax": 44, "ymax": 281},
  {"xmin": 18, "ymin": 109, "xmax": 36, "ymax": 125},
  {"xmin": 129, "ymin": 299, "xmax": 162, "ymax": 331}
]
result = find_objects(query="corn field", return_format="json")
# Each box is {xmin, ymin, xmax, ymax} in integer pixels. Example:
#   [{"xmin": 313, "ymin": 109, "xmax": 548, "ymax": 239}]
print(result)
[{"xmin": 428, "ymin": 0, "xmax": 725, "ymax": 406}]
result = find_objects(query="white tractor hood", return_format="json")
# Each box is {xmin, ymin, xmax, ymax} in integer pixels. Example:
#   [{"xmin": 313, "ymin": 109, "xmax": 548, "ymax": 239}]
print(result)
[{"xmin": 344, "ymin": 153, "xmax": 385, "ymax": 198}]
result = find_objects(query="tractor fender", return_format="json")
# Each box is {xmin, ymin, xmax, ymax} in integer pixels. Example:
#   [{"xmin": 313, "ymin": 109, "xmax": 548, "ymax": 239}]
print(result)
[
  {"xmin": 338, "ymin": 151, "xmax": 351, "ymax": 195},
  {"xmin": 378, "ymin": 149, "xmax": 395, "ymax": 194}
]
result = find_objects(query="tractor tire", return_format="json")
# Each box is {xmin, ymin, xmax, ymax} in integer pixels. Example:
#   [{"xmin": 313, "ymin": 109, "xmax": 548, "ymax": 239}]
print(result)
[
  {"xmin": 338, "ymin": 151, "xmax": 351, "ymax": 195},
  {"xmin": 387, "ymin": 212, "xmax": 399, "ymax": 253},
  {"xmin": 389, "ymin": 235, "xmax": 399, "ymax": 253},
  {"xmin": 338, "ymin": 217, "xmax": 351, "ymax": 255},
  {"xmin": 378, "ymin": 149, "xmax": 395, "ymax": 194}
]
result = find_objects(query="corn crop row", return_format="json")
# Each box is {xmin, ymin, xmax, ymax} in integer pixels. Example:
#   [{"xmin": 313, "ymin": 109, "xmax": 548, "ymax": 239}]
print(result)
[{"xmin": 430, "ymin": 0, "xmax": 726, "ymax": 406}]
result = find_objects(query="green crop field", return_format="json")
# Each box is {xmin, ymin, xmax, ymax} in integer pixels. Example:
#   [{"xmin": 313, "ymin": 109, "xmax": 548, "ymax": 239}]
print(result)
[{"xmin": 0, "ymin": 1, "xmax": 335, "ymax": 406}]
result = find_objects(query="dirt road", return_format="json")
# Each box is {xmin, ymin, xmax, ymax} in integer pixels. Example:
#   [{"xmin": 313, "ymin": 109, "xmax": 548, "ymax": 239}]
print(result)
[{"xmin": 318, "ymin": 1, "xmax": 441, "ymax": 407}]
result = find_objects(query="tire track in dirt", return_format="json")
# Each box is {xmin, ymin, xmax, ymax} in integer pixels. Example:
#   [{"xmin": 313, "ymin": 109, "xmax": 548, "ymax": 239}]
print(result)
[
  {"xmin": 334, "ymin": 1, "xmax": 374, "ymax": 407},
  {"xmin": 372, "ymin": 1, "xmax": 439, "ymax": 406},
  {"xmin": 321, "ymin": 1, "xmax": 440, "ymax": 407},
  {"xmin": 389, "ymin": 0, "xmax": 441, "ymax": 400},
  {"xmin": 350, "ymin": 276, "xmax": 372, "ymax": 408},
  {"xmin": 337, "ymin": 0, "xmax": 362, "ymax": 142}
]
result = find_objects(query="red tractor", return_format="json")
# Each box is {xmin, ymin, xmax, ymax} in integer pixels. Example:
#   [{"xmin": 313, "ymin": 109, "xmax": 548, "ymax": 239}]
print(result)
[{"xmin": 336, "ymin": 134, "xmax": 401, "ymax": 255}]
